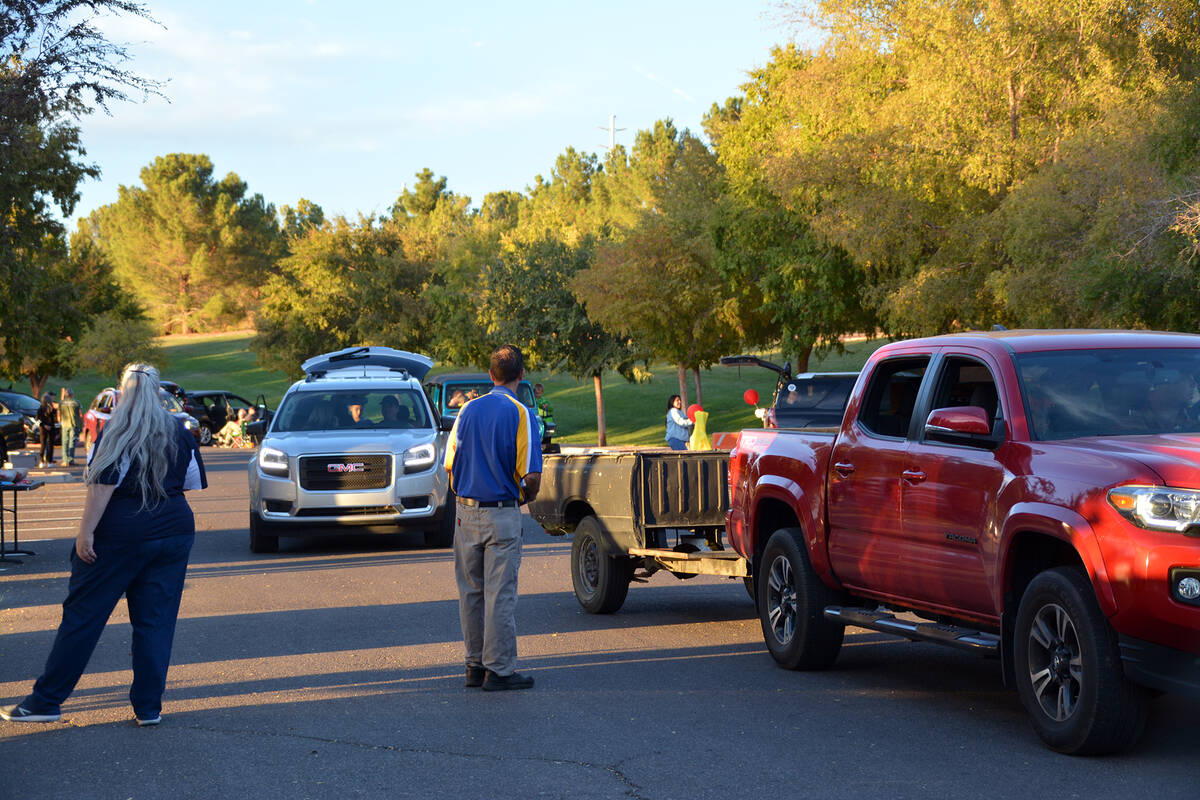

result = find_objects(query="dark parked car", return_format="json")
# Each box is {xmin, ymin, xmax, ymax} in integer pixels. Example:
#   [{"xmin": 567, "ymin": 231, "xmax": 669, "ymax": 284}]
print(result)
[
  {"xmin": 183, "ymin": 390, "xmax": 275, "ymax": 446},
  {"xmin": 0, "ymin": 389, "xmax": 59, "ymax": 445},
  {"xmin": 0, "ymin": 398, "xmax": 28, "ymax": 454}
]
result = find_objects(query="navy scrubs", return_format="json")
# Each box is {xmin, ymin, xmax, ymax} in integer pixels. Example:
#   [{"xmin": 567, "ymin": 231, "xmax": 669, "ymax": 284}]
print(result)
[{"xmin": 24, "ymin": 421, "xmax": 206, "ymax": 720}]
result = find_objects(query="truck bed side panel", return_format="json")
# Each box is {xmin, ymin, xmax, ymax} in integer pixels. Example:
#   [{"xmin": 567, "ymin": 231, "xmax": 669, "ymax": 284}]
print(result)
[{"xmin": 732, "ymin": 428, "xmax": 838, "ymax": 583}]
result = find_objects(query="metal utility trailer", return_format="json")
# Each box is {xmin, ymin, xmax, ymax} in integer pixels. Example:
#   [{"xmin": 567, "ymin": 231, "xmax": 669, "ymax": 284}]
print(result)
[{"xmin": 527, "ymin": 448, "xmax": 747, "ymax": 613}]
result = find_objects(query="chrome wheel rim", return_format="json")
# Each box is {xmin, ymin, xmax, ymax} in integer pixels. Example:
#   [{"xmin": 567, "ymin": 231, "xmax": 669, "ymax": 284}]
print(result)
[
  {"xmin": 578, "ymin": 537, "xmax": 600, "ymax": 594},
  {"xmin": 1027, "ymin": 602, "xmax": 1083, "ymax": 722},
  {"xmin": 199, "ymin": 425, "xmax": 212, "ymax": 445},
  {"xmin": 766, "ymin": 554, "xmax": 798, "ymax": 645}
]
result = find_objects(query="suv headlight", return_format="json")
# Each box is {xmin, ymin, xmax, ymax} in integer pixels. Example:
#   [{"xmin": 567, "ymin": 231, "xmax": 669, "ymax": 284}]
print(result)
[
  {"xmin": 259, "ymin": 446, "xmax": 289, "ymax": 477},
  {"xmin": 402, "ymin": 442, "xmax": 437, "ymax": 474},
  {"xmin": 1108, "ymin": 486, "xmax": 1200, "ymax": 533}
]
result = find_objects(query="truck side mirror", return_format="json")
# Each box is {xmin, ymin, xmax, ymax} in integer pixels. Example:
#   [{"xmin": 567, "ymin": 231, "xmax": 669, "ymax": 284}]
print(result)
[
  {"xmin": 924, "ymin": 406, "xmax": 1001, "ymax": 448},
  {"xmin": 439, "ymin": 414, "xmax": 456, "ymax": 432},
  {"xmin": 245, "ymin": 420, "xmax": 266, "ymax": 438}
]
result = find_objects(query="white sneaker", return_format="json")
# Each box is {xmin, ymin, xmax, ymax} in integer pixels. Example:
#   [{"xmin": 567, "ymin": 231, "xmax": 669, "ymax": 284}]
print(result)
[{"xmin": 136, "ymin": 715, "xmax": 162, "ymax": 727}]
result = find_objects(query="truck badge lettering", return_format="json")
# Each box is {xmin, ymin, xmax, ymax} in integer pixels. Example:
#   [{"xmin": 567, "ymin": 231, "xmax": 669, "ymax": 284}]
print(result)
[{"xmin": 327, "ymin": 463, "xmax": 366, "ymax": 473}]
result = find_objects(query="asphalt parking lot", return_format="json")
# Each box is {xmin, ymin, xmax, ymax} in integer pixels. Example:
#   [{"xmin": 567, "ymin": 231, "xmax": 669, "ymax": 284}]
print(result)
[{"xmin": 1, "ymin": 450, "xmax": 1197, "ymax": 799}]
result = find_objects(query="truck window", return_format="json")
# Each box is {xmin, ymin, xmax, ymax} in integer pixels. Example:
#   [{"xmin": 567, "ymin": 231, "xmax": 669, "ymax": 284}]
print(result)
[
  {"xmin": 931, "ymin": 357, "xmax": 1000, "ymax": 422},
  {"xmin": 857, "ymin": 357, "xmax": 929, "ymax": 438}
]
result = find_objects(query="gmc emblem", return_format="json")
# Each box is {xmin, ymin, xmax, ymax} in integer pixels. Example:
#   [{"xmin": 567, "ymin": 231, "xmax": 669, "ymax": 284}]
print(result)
[{"xmin": 327, "ymin": 462, "xmax": 366, "ymax": 473}]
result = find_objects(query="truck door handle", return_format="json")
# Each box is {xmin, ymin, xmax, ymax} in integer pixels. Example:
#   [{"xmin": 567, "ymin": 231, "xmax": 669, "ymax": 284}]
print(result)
[
  {"xmin": 833, "ymin": 462, "xmax": 856, "ymax": 477},
  {"xmin": 902, "ymin": 469, "xmax": 927, "ymax": 484}
]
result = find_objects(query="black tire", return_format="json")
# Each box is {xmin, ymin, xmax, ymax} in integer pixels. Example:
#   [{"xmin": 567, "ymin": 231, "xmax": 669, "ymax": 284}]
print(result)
[
  {"xmin": 1013, "ymin": 567, "xmax": 1149, "ymax": 755},
  {"xmin": 571, "ymin": 515, "xmax": 632, "ymax": 614},
  {"xmin": 743, "ymin": 576, "xmax": 757, "ymax": 605},
  {"xmin": 249, "ymin": 513, "xmax": 279, "ymax": 554},
  {"xmin": 758, "ymin": 527, "xmax": 843, "ymax": 670},
  {"xmin": 198, "ymin": 423, "xmax": 213, "ymax": 446},
  {"xmin": 424, "ymin": 503, "xmax": 455, "ymax": 548}
]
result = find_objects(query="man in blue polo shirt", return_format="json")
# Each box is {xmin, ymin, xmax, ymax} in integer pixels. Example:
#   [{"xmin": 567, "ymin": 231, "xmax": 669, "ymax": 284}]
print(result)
[{"xmin": 444, "ymin": 344, "xmax": 542, "ymax": 691}]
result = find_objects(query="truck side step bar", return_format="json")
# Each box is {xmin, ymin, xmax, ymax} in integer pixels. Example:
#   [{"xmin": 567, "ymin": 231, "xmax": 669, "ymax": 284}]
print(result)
[{"xmin": 824, "ymin": 606, "xmax": 1000, "ymax": 656}]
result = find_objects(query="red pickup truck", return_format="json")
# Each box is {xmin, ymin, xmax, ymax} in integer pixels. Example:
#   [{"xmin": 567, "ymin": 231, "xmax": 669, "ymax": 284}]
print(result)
[{"xmin": 726, "ymin": 330, "xmax": 1200, "ymax": 754}]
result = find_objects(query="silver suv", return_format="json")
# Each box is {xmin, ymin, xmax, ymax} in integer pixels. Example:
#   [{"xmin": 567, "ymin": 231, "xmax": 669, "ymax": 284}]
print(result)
[{"xmin": 247, "ymin": 347, "xmax": 452, "ymax": 553}]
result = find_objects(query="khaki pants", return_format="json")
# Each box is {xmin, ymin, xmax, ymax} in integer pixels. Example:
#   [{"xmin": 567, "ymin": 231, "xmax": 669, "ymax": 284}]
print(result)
[{"xmin": 453, "ymin": 503, "xmax": 523, "ymax": 676}]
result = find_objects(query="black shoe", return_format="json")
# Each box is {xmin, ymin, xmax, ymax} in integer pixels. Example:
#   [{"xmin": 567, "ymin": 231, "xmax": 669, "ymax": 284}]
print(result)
[
  {"xmin": 1, "ymin": 703, "xmax": 61, "ymax": 723},
  {"xmin": 465, "ymin": 665, "xmax": 486, "ymax": 688},
  {"xmin": 482, "ymin": 671, "xmax": 535, "ymax": 691}
]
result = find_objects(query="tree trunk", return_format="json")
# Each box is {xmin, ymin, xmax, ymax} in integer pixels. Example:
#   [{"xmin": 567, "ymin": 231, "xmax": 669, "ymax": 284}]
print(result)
[
  {"xmin": 593, "ymin": 372, "xmax": 607, "ymax": 447},
  {"xmin": 676, "ymin": 363, "xmax": 689, "ymax": 408},
  {"xmin": 794, "ymin": 343, "xmax": 814, "ymax": 373},
  {"xmin": 692, "ymin": 366, "xmax": 702, "ymax": 407},
  {"xmin": 27, "ymin": 372, "xmax": 46, "ymax": 401}
]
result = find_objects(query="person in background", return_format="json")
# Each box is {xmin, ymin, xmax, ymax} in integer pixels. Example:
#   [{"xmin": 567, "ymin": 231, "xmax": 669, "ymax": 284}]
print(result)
[
  {"xmin": 36, "ymin": 392, "xmax": 57, "ymax": 468},
  {"xmin": 59, "ymin": 388, "xmax": 82, "ymax": 467},
  {"xmin": 533, "ymin": 383, "xmax": 555, "ymax": 427},
  {"xmin": 1, "ymin": 362, "xmax": 207, "ymax": 726},
  {"xmin": 444, "ymin": 345, "xmax": 542, "ymax": 691},
  {"xmin": 664, "ymin": 395, "xmax": 692, "ymax": 451}
]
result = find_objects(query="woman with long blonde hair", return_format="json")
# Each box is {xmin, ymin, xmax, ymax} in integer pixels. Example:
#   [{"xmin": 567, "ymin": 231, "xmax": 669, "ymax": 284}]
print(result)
[{"xmin": 2, "ymin": 363, "xmax": 207, "ymax": 726}]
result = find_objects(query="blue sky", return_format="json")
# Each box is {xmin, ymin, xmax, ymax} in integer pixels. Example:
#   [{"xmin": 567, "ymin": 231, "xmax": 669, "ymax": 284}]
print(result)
[{"xmin": 76, "ymin": 1, "xmax": 810, "ymax": 224}]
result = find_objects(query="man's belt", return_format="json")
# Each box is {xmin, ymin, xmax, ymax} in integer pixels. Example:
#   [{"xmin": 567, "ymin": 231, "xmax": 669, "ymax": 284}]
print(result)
[{"xmin": 457, "ymin": 497, "xmax": 519, "ymax": 508}]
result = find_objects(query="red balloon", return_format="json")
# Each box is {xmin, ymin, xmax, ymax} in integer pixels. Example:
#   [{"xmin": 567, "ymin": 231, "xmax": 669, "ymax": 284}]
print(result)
[
  {"xmin": 743, "ymin": 389, "xmax": 759, "ymax": 406},
  {"xmin": 687, "ymin": 403, "xmax": 703, "ymax": 422}
]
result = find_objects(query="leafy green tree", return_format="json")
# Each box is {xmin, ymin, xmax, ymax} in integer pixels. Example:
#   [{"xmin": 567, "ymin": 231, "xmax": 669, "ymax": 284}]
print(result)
[
  {"xmin": 72, "ymin": 311, "xmax": 163, "ymax": 382},
  {"xmin": 391, "ymin": 167, "xmax": 450, "ymax": 219},
  {"xmin": 90, "ymin": 153, "xmax": 282, "ymax": 334},
  {"xmin": 575, "ymin": 120, "xmax": 736, "ymax": 406},
  {"xmin": 762, "ymin": 2, "xmax": 1200, "ymax": 333},
  {"xmin": 706, "ymin": 75, "xmax": 876, "ymax": 371},
  {"xmin": 252, "ymin": 216, "xmax": 433, "ymax": 378},
  {"xmin": 0, "ymin": 0, "xmax": 158, "ymax": 387},
  {"xmin": 477, "ymin": 236, "xmax": 642, "ymax": 446}
]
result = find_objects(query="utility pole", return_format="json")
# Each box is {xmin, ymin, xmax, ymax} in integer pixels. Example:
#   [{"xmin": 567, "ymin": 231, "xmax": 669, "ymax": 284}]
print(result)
[{"xmin": 599, "ymin": 114, "xmax": 626, "ymax": 150}]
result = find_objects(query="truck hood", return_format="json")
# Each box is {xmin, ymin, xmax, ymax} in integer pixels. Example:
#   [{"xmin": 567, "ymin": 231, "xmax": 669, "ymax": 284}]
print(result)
[
  {"xmin": 262, "ymin": 429, "xmax": 439, "ymax": 456},
  {"xmin": 1062, "ymin": 434, "xmax": 1200, "ymax": 488}
]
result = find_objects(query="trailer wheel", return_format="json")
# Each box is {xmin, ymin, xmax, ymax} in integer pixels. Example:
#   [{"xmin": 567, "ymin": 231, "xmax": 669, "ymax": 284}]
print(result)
[
  {"xmin": 1013, "ymin": 567, "xmax": 1149, "ymax": 754},
  {"xmin": 571, "ymin": 516, "xmax": 632, "ymax": 614},
  {"xmin": 758, "ymin": 527, "xmax": 843, "ymax": 670}
]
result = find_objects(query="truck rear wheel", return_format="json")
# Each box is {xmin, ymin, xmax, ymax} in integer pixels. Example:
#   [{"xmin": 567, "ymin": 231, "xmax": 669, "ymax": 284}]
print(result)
[
  {"xmin": 758, "ymin": 527, "xmax": 843, "ymax": 670},
  {"xmin": 249, "ymin": 513, "xmax": 279, "ymax": 554},
  {"xmin": 571, "ymin": 515, "xmax": 632, "ymax": 614},
  {"xmin": 1013, "ymin": 567, "xmax": 1149, "ymax": 754}
]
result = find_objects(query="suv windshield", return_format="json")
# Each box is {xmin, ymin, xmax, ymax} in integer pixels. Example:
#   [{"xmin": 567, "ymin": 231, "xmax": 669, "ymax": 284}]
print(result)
[
  {"xmin": 273, "ymin": 389, "xmax": 430, "ymax": 432},
  {"xmin": 1017, "ymin": 348, "xmax": 1200, "ymax": 440}
]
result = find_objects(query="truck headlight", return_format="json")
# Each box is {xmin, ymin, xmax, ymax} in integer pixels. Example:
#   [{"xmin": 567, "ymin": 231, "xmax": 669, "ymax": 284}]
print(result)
[
  {"xmin": 259, "ymin": 446, "xmax": 289, "ymax": 477},
  {"xmin": 403, "ymin": 443, "xmax": 437, "ymax": 474},
  {"xmin": 1108, "ymin": 486, "xmax": 1200, "ymax": 534}
]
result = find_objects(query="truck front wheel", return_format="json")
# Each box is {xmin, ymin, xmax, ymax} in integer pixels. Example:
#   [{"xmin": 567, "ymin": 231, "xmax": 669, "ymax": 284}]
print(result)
[
  {"xmin": 758, "ymin": 527, "xmax": 843, "ymax": 670},
  {"xmin": 1013, "ymin": 567, "xmax": 1149, "ymax": 754},
  {"xmin": 571, "ymin": 516, "xmax": 632, "ymax": 614}
]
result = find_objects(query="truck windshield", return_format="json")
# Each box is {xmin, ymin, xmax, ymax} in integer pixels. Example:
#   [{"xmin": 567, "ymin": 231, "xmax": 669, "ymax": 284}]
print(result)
[
  {"xmin": 273, "ymin": 390, "xmax": 430, "ymax": 432},
  {"xmin": 1017, "ymin": 349, "xmax": 1200, "ymax": 440}
]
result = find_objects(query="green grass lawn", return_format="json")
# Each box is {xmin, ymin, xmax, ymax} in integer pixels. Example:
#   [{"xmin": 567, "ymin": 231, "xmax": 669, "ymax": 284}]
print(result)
[{"xmin": 33, "ymin": 334, "xmax": 891, "ymax": 445}]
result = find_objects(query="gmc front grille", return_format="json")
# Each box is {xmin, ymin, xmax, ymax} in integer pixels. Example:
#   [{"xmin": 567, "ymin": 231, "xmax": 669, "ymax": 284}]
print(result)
[{"xmin": 299, "ymin": 455, "xmax": 392, "ymax": 491}]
